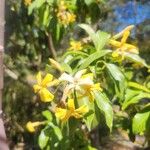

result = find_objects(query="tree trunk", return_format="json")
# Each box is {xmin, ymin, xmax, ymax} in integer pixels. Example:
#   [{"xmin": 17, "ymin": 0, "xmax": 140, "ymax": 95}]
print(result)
[{"xmin": 0, "ymin": 0, "xmax": 9, "ymax": 149}]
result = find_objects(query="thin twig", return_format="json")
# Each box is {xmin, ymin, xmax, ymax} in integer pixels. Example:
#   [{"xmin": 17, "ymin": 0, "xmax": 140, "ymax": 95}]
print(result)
[{"xmin": 46, "ymin": 32, "xmax": 57, "ymax": 59}]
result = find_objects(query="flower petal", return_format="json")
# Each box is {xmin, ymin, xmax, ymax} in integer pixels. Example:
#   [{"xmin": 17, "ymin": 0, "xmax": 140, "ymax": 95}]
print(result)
[
  {"xmin": 26, "ymin": 121, "xmax": 35, "ymax": 133},
  {"xmin": 41, "ymin": 74, "xmax": 53, "ymax": 87},
  {"xmin": 92, "ymin": 83, "xmax": 102, "ymax": 91},
  {"xmin": 33, "ymin": 84, "xmax": 41, "ymax": 93},
  {"xmin": 74, "ymin": 69, "xmax": 87, "ymax": 80},
  {"xmin": 59, "ymin": 73, "xmax": 74, "ymax": 83},
  {"xmin": 67, "ymin": 99, "xmax": 75, "ymax": 110},
  {"xmin": 75, "ymin": 105, "xmax": 89, "ymax": 115},
  {"xmin": 55, "ymin": 107, "xmax": 67, "ymax": 120},
  {"xmin": 39, "ymin": 88, "xmax": 54, "ymax": 102}
]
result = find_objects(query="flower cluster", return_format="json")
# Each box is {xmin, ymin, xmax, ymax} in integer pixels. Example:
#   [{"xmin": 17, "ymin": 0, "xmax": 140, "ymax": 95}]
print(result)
[
  {"xmin": 57, "ymin": 0, "xmax": 76, "ymax": 26},
  {"xmin": 26, "ymin": 59, "xmax": 102, "ymax": 132}
]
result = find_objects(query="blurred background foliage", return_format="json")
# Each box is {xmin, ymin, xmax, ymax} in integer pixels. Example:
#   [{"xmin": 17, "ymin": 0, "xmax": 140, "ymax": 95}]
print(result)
[{"xmin": 4, "ymin": 0, "xmax": 150, "ymax": 148}]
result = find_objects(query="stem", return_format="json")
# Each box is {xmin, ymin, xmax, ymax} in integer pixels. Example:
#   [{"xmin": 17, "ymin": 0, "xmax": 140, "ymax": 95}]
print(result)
[
  {"xmin": 46, "ymin": 32, "xmax": 57, "ymax": 59},
  {"xmin": 74, "ymin": 89, "xmax": 78, "ymax": 108}
]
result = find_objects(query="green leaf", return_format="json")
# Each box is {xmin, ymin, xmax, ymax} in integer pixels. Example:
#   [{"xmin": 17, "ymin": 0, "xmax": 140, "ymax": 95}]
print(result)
[
  {"xmin": 46, "ymin": 0, "xmax": 54, "ymax": 5},
  {"xmin": 79, "ymin": 24, "xmax": 110, "ymax": 51},
  {"xmin": 128, "ymin": 82, "xmax": 150, "ymax": 93},
  {"xmin": 43, "ymin": 6, "xmax": 51, "ymax": 27},
  {"xmin": 94, "ymin": 91, "xmax": 113, "ymax": 131},
  {"xmin": 53, "ymin": 126, "xmax": 63, "ymax": 141},
  {"xmin": 42, "ymin": 110, "xmax": 52, "ymax": 121},
  {"xmin": 78, "ymin": 50, "xmax": 111, "ymax": 70},
  {"xmin": 84, "ymin": 0, "xmax": 94, "ymax": 6},
  {"xmin": 48, "ymin": 123, "xmax": 63, "ymax": 141},
  {"xmin": 124, "ymin": 52, "xmax": 148, "ymax": 67},
  {"xmin": 38, "ymin": 130, "xmax": 49, "ymax": 149},
  {"xmin": 28, "ymin": 0, "xmax": 46, "ymax": 15},
  {"xmin": 84, "ymin": 111, "xmax": 95, "ymax": 131},
  {"xmin": 79, "ymin": 24, "xmax": 98, "ymax": 49},
  {"xmin": 62, "ymin": 50, "xmax": 88, "ymax": 59},
  {"xmin": 35, "ymin": 0, "xmax": 46, "ymax": 8},
  {"xmin": 125, "ymin": 89, "xmax": 140, "ymax": 102},
  {"xmin": 122, "ymin": 92, "xmax": 150, "ymax": 110},
  {"xmin": 95, "ymin": 31, "xmax": 110, "ymax": 51},
  {"xmin": 61, "ymin": 63, "xmax": 72, "ymax": 74},
  {"xmin": 106, "ymin": 63, "xmax": 125, "ymax": 81},
  {"xmin": 132, "ymin": 111, "xmax": 150, "ymax": 135}
]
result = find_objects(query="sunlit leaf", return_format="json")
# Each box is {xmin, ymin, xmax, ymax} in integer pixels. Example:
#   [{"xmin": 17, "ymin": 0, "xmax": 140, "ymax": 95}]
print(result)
[
  {"xmin": 128, "ymin": 82, "xmax": 150, "ymax": 93},
  {"xmin": 122, "ymin": 92, "xmax": 150, "ymax": 110},
  {"xmin": 42, "ymin": 110, "xmax": 52, "ymax": 121},
  {"xmin": 78, "ymin": 50, "xmax": 111, "ymax": 70},
  {"xmin": 94, "ymin": 91, "xmax": 113, "ymax": 131},
  {"xmin": 132, "ymin": 110, "xmax": 150, "ymax": 135},
  {"xmin": 124, "ymin": 52, "xmax": 148, "ymax": 67},
  {"xmin": 79, "ymin": 24, "xmax": 110, "ymax": 51},
  {"xmin": 38, "ymin": 130, "xmax": 49, "ymax": 149},
  {"xmin": 106, "ymin": 63, "xmax": 125, "ymax": 81}
]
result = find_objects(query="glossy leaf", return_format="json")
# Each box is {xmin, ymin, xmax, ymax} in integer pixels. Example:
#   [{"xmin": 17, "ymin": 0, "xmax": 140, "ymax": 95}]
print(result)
[
  {"xmin": 128, "ymin": 82, "xmax": 150, "ymax": 93},
  {"xmin": 106, "ymin": 63, "xmax": 125, "ymax": 81},
  {"xmin": 122, "ymin": 92, "xmax": 150, "ymax": 110},
  {"xmin": 94, "ymin": 91, "xmax": 113, "ymax": 131},
  {"xmin": 124, "ymin": 52, "xmax": 148, "ymax": 67},
  {"xmin": 78, "ymin": 50, "xmax": 111, "ymax": 70},
  {"xmin": 132, "ymin": 110, "xmax": 150, "ymax": 135},
  {"xmin": 38, "ymin": 130, "xmax": 49, "ymax": 149},
  {"xmin": 79, "ymin": 24, "xmax": 110, "ymax": 51},
  {"xmin": 42, "ymin": 110, "xmax": 52, "ymax": 121}
]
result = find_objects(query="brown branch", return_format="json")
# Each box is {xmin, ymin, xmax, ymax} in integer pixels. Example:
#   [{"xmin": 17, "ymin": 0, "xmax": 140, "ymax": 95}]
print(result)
[{"xmin": 46, "ymin": 32, "xmax": 57, "ymax": 59}]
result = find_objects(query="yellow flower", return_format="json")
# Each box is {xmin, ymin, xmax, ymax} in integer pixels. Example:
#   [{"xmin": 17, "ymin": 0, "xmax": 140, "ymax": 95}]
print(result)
[
  {"xmin": 57, "ymin": 11, "xmax": 76, "ymax": 25},
  {"xmin": 109, "ymin": 25, "xmax": 139, "ymax": 60},
  {"xmin": 33, "ymin": 72, "xmax": 54, "ymax": 102},
  {"xmin": 67, "ymin": 12, "xmax": 76, "ymax": 23},
  {"xmin": 57, "ymin": 1, "xmax": 76, "ymax": 26},
  {"xmin": 55, "ymin": 99, "xmax": 88, "ymax": 122},
  {"xmin": 79, "ymin": 83, "xmax": 103, "ymax": 102},
  {"xmin": 26, "ymin": 121, "xmax": 46, "ymax": 133},
  {"xmin": 69, "ymin": 40, "xmax": 83, "ymax": 51},
  {"xmin": 24, "ymin": 0, "xmax": 32, "ymax": 6},
  {"xmin": 59, "ymin": 70, "xmax": 102, "ymax": 102}
]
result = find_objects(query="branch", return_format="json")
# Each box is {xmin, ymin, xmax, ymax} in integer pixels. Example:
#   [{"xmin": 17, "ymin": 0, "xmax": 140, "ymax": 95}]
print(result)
[{"xmin": 46, "ymin": 32, "xmax": 57, "ymax": 59}]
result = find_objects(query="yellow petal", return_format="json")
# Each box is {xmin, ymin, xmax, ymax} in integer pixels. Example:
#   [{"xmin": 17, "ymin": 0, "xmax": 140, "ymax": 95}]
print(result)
[
  {"xmin": 86, "ymin": 92, "xmax": 95, "ymax": 102},
  {"xmin": 55, "ymin": 107, "xmax": 67, "ymax": 120},
  {"xmin": 113, "ymin": 25, "xmax": 134, "ymax": 39},
  {"xmin": 33, "ymin": 84, "xmax": 41, "ymax": 93},
  {"xmin": 26, "ymin": 121, "xmax": 35, "ymax": 133},
  {"xmin": 112, "ymin": 51, "xmax": 119, "ymax": 58},
  {"xmin": 109, "ymin": 39, "xmax": 121, "ymax": 47},
  {"xmin": 123, "ymin": 43, "xmax": 139, "ymax": 54},
  {"xmin": 69, "ymin": 41, "xmax": 82, "ymax": 51},
  {"xmin": 41, "ymin": 74, "xmax": 53, "ymax": 87},
  {"xmin": 55, "ymin": 108, "xmax": 72, "ymax": 122},
  {"xmin": 39, "ymin": 88, "xmax": 54, "ymax": 102},
  {"xmin": 36, "ymin": 72, "xmax": 42, "ymax": 85},
  {"xmin": 26, "ymin": 121, "xmax": 45, "ymax": 133},
  {"xmin": 81, "ymin": 73, "xmax": 93, "ymax": 80},
  {"xmin": 75, "ymin": 105, "xmax": 89, "ymax": 115},
  {"xmin": 67, "ymin": 99, "xmax": 75, "ymax": 110},
  {"xmin": 92, "ymin": 83, "xmax": 102, "ymax": 91},
  {"xmin": 121, "ymin": 30, "xmax": 130, "ymax": 44}
]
